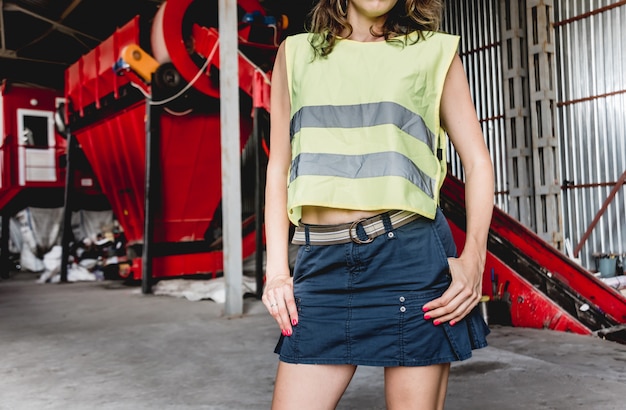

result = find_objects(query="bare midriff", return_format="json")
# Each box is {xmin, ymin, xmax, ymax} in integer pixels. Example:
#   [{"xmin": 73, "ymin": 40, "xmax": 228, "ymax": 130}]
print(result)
[{"xmin": 300, "ymin": 205, "xmax": 390, "ymax": 225}]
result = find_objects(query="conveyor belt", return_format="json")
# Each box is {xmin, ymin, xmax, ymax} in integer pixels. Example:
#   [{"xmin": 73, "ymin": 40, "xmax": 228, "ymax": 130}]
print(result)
[{"xmin": 441, "ymin": 174, "xmax": 626, "ymax": 339}]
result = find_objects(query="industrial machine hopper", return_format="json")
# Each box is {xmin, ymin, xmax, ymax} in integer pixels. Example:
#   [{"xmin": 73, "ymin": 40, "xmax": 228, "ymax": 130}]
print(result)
[{"xmin": 63, "ymin": 0, "xmax": 275, "ymax": 286}]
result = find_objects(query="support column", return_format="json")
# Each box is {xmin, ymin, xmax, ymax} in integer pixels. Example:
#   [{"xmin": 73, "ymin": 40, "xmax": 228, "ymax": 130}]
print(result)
[
  {"xmin": 525, "ymin": 0, "xmax": 562, "ymax": 247},
  {"xmin": 142, "ymin": 95, "xmax": 160, "ymax": 294},
  {"xmin": 500, "ymin": 0, "xmax": 535, "ymax": 230},
  {"xmin": 60, "ymin": 133, "xmax": 78, "ymax": 283},
  {"xmin": 500, "ymin": 0, "xmax": 562, "ymax": 247},
  {"xmin": 1, "ymin": 212, "xmax": 10, "ymax": 279},
  {"xmin": 219, "ymin": 0, "xmax": 243, "ymax": 316}
]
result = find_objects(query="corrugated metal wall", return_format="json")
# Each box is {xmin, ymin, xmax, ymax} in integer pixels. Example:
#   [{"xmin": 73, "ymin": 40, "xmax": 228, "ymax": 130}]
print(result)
[
  {"xmin": 554, "ymin": 1, "xmax": 626, "ymax": 268},
  {"xmin": 443, "ymin": 0, "xmax": 626, "ymax": 269},
  {"xmin": 443, "ymin": 0, "xmax": 509, "ymax": 211}
]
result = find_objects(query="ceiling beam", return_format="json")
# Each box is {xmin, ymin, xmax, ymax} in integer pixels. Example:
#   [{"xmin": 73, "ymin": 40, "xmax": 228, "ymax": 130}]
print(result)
[
  {"xmin": 0, "ymin": 0, "xmax": 6, "ymax": 50},
  {"xmin": 0, "ymin": 48, "xmax": 15, "ymax": 58},
  {"xmin": 3, "ymin": 3, "xmax": 101, "ymax": 42},
  {"xmin": 0, "ymin": 48, "xmax": 67, "ymax": 65},
  {"xmin": 19, "ymin": 0, "xmax": 86, "ymax": 50},
  {"xmin": 60, "ymin": 0, "xmax": 84, "ymax": 20}
]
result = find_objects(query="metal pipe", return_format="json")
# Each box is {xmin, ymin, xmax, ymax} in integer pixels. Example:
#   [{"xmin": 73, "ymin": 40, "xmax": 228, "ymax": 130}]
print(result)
[
  {"xmin": 557, "ymin": 89, "xmax": 626, "ymax": 107},
  {"xmin": 142, "ymin": 93, "xmax": 160, "ymax": 294},
  {"xmin": 553, "ymin": 0, "xmax": 626, "ymax": 27},
  {"xmin": 1, "ymin": 210, "xmax": 9, "ymax": 279},
  {"xmin": 562, "ymin": 181, "xmax": 621, "ymax": 190},
  {"xmin": 60, "ymin": 132, "xmax": 78, "ymax": 283},
  {"xmin": 0, "ymin": 0, "xmax": 6, "ymax": 51},
  {"xmin": 219, "ymin": 0, "xmax": 243, "ymax": 316},
  {"xmin": 479, "ymin": 114, "xmax": 506, "ymax": 123}
]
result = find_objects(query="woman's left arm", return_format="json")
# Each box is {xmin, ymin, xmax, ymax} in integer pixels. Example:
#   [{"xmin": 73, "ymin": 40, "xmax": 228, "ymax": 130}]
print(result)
[{"xmin": 422, "ymin": 54, "xmax": 495, "ymax": 325}]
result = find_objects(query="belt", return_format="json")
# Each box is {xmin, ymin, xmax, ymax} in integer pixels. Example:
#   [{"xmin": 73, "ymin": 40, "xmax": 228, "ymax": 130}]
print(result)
[{"xmin": 292, "ymin": 210, "xmax": 421, "ymax": 246}]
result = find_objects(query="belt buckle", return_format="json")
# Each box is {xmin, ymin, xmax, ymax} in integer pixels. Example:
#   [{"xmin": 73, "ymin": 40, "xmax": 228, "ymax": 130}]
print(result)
[{"xmin": 349, "ymin": 218, "xmax": 374, "ymax": 244}]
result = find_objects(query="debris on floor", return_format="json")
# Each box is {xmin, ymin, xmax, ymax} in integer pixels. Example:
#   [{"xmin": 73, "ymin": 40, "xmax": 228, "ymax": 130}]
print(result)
[{"xmin": 151, "ymin": 276, "xmax": 258, "ymax": 303}]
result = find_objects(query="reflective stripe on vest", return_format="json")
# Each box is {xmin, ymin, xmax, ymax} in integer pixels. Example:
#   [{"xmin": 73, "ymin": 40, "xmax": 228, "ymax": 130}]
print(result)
[
  {"xmin": 290, "ymin": 151, "xmax": 434, "ymax": 198},
  {"xmin": 290, "ymin": 102, "xmax": 435, "ymax": 151}
]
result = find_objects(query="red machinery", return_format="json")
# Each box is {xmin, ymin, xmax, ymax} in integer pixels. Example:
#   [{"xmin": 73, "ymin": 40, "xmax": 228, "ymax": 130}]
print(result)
[
  {"xmin": 0, "ymin": 82, "xmax": 67, "ymax": 211},
  {"xmin": 0, "ymin": 82, "xmax": 67, "ymax": 277},
  {"xmin": 64, "ymin": 0, "xmax": 275, "ymax": 285},
  {"xmin": 0, "ymin": 81, "xmax": 106, "ymax": 277},
  {"xmin": 442, "ymin": 175, "xmax": 626, "ymax": 339}
]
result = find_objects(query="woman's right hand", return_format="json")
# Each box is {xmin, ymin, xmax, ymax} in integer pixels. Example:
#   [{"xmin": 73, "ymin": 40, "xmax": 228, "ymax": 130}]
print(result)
[{"xmin": 262, "ymin": 273, "xmax": 298, "ymax": 336}]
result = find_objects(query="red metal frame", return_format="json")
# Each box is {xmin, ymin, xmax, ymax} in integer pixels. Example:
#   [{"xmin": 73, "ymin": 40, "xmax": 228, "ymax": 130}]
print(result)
[
  {"xmin": 573, "ymin": 169, "xmax": 626, "ymax": 257},
  {"xmin": 156, "ymin": 0, "xmax": 267, "ymax": 98},
  {"xmin": 448, "ymin": 222, "xmax": 591, "ymax": 334},
  {"xmin": 65, "ymin": 17, "xmax": 140, "ymax": 117},
  {"xmin": 442, "ymin": 175, "xmax": 626, "ymax": 333},
  {"xmin": 192, "ymin": 25, "xmax": 272, "ymax": 111}
]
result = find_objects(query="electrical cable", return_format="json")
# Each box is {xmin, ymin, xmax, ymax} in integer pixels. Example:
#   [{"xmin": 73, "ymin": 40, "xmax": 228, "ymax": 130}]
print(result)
[
  {"xmin": 127, "ymin": 37, "xmax": 272, "ymax": 108},
  {"xmin": 148, "ymin": 46, "xmax": 214, "ymax": 106},
  {"xmin": 126, "ymin": 39, "xmax": 218, "ymax": 106}
]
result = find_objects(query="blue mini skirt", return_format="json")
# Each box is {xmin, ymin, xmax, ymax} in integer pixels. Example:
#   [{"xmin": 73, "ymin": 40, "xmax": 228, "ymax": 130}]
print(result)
[{"xmin": 274, "ymin": 208, "xmax": 489, "ymax": 367}]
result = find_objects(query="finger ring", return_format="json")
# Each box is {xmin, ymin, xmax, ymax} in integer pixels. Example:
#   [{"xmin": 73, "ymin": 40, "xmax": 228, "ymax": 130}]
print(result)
[{"xmin": 270, "ymin": 303, "xmax": 277, "ymax": 307}]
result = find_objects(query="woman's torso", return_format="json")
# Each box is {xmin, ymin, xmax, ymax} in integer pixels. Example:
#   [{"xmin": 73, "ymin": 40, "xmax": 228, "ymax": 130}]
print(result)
[
  {"xmin": 301, "ymin": 206, "xmax": 388, "ymax": 225},
  {"xmin": 286, "ymin": 32, "xmax": 460, "ymax": 225}
]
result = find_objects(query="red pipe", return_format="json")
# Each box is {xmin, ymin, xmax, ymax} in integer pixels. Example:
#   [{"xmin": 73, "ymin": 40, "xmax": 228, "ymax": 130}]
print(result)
[
  {"xmin": 574, "ymin": 170, "xmax": 626, "ymax": 257},
  {"xmin": 459, "ymin": 41, "xmax": 501, "ymax": 57},
  {"xmin": 478, "ymin": 114, "xmax": 505, "ymax": 124},
  {"xmin": 553, "ymin": 1, "xmax": 626, "ymax": 27},
  {"xmin": 562, "ymin": 181, "xmax": 620, "ymax": 190},
  {"xmin": 557, "ymin": 89, "xmax": 626, "ymax": 108}
]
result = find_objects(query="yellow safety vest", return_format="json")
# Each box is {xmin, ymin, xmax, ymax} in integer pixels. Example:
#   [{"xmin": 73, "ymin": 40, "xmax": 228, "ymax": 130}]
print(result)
[{"xmin": 285, "ymin": 31, "xmax": 460, "ymax": 225}]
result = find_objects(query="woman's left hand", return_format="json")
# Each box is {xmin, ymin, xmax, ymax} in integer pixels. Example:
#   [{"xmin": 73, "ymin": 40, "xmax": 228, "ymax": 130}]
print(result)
[{"xmin": 421, "ymin": 255, "xmax": 483, "ymax": 326}]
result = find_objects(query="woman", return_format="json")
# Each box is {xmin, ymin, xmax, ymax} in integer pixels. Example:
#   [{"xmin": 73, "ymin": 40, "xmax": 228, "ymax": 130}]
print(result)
[{"xmin": 263, "ymin": 1, "xmax": 494, "ymax": 408}]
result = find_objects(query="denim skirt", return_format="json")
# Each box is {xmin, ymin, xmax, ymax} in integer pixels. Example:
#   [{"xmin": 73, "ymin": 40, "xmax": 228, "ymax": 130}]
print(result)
[{"xmin": 274, "ymin": 208, "xmax": 490, "ymax": 367}]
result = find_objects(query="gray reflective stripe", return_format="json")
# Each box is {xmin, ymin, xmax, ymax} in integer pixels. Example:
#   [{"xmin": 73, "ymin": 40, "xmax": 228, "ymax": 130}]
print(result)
[
  {"xmin": 290, "ymin": 102, "xmax": 435, "ymax": 150},
  {"xmin": 290, "ymin": 151, "xmax": 434, "ymax": 197}
]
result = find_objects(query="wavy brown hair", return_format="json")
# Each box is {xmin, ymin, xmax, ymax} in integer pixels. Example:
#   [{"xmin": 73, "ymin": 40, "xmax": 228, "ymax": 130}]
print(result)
[{"xmin": 307, "ymin": 0, "xmax": 445, "ymax": 57}]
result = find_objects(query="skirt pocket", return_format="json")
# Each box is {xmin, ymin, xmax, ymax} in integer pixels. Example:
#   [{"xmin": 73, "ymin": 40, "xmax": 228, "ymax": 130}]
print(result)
[{"xmin": 401, "ymin": 289, "xmax": 488, "ymax": 365}]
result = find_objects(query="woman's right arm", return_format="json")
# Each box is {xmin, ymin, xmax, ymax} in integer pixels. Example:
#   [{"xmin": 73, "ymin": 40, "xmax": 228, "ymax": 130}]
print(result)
[{"xmin": 262, "ymin": 42, "xmax": 298, "ymax": 336}]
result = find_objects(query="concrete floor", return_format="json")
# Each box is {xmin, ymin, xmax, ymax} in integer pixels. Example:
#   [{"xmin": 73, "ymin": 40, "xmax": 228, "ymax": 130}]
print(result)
[{"xmin": 1, "ymin": 272, "xmax": 625, "ymax": 410}]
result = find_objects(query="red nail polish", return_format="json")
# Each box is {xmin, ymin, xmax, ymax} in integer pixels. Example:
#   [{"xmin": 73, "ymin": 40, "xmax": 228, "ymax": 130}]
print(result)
[
  {"xmin": 450, "ymin": 320, "xmax": 456, "ymax": 327},
  {"xmin": 286, "ymin": 329, "xmax": 292, "ymax": 336},
  {"xmin": 433, "ymin": 320, "xmax": 441, "ymax": 326},
  {"xmin": 422, "ymin": 306, "xmax": 430, "ymax": 312},
  {"xmin": 292, "ymin": 319, "xmax": 298, "ymax": 326},
  {"xmin": 281, "ymin": 329, "xmax": 287, "ymax": 336},
  {"xmin": 424, "ymin": 314, "xmax": 431, "ymax": 320}
]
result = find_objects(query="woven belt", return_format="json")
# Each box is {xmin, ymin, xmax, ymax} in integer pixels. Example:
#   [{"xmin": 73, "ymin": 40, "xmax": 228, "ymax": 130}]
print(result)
[{"xmin": 292, "ymin": 210, "xmax": 421, "ymax": 246}]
